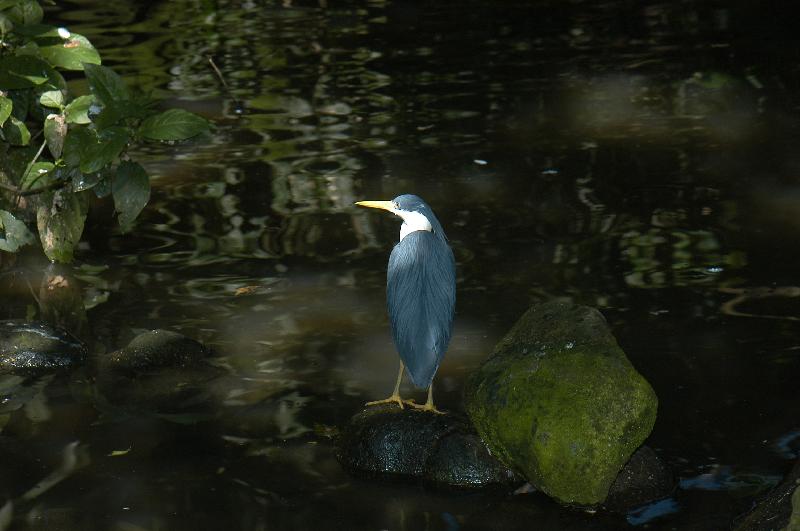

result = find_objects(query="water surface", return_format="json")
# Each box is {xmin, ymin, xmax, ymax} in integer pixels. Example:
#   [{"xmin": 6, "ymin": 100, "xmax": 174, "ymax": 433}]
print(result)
[{"xmin": 2, "ymin": 1, "xmax": 800, "ymax": 529}]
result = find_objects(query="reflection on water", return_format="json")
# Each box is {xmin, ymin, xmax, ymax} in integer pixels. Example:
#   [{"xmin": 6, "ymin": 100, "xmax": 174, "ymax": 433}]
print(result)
[{"xmin": 3, "ymin": 1, "xmax": 800, "ymax": 529}]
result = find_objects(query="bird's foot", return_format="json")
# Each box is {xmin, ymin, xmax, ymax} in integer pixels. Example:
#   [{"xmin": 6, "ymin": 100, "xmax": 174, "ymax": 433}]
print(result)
[
  {"xmin": 365, "ymin": 395, "xmax": 415, "ymax": 410},
  {"xmin": 409, "ymin": 401, "xmax": 445, "ymax": 415}
]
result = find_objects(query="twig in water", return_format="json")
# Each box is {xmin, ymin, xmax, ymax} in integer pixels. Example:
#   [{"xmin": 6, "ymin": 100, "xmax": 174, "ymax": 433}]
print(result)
[
  {"xmin": 207, "ymin": 55, "xmax": 244, "ymax": 115},
  {"xmin": 207, "ymin": 56, "xmax": 230, "ymax": 92}
]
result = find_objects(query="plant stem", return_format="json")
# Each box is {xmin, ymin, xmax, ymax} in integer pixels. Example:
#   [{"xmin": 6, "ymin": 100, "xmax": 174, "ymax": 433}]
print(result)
[
  {"xmin": 0, "ymin": 141, "xmax": 65, "ymax": 201},
  {"xmin": 0, "ymin": 173, "xmax": 64, "ymax": 197},
  {"xmin": 20, "ymin": 140, "xmax": 48, "ymax": 190}
]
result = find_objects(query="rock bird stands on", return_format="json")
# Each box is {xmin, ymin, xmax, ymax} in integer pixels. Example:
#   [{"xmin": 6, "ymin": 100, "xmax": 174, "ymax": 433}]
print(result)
[{"xmin": 356, "ymin": 194, "xmax": 456, "ymax": 414}]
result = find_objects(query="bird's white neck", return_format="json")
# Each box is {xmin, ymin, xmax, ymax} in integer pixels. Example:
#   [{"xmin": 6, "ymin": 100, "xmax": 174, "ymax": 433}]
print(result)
[{"xmin": 396, "ymin": 210, "xmax": 432, "ymax": 241}]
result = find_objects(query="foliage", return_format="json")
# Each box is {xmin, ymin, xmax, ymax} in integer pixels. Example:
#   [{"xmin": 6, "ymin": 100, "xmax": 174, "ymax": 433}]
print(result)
[{"xmin": 0, "ymin": 0, "xmax": 210, "ymax": 262}]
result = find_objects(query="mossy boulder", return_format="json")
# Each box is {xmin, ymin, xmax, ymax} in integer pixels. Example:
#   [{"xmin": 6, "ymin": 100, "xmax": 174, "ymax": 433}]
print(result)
[{"xmin": 464, "ymin": 300, "xmax": 658, "ymax": 505}]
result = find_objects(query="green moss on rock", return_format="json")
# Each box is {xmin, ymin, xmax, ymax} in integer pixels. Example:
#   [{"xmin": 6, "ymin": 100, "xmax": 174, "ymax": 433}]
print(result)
[
  {"xmin": 464, "ymin": 300, "xmax": 658, "ymax": 505},
  {"xmin": 788, "ymin": 483, "xmax": 800, "ymax": 531}
]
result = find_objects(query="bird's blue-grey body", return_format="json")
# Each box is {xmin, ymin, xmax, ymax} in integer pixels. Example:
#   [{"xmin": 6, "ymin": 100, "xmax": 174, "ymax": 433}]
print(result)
[{"xmin": 385, "ymin": 194, "xmax": 456, "ymax": 388}]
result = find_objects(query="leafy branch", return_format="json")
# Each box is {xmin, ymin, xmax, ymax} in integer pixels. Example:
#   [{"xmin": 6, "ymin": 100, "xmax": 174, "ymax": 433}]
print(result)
[{"xmin": 0, "ymin": 0, "xmax": 211, "ymax": 262}]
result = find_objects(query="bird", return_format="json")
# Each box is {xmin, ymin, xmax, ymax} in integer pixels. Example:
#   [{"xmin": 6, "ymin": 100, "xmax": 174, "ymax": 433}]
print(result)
[{"xmin": 355, "ymin": 194, "xmax": 456, "ymax": 414}]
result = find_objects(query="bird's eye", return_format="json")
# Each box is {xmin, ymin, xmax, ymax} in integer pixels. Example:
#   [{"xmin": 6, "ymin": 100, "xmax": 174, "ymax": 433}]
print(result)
[{"xmin": 393, "ymin": 202, "xmax": 400, "ymax": 210}]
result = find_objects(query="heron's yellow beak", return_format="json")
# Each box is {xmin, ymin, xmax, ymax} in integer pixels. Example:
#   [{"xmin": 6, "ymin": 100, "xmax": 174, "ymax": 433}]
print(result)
[{"xmin": 355, "ymin": 200, "xmax": 395, "ymax": 212}]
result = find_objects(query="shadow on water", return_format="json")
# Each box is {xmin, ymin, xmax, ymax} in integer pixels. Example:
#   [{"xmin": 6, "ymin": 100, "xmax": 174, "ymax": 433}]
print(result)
[{"xmin": 3, "ymin": 0, "xmax": 800, "ymax": 529}]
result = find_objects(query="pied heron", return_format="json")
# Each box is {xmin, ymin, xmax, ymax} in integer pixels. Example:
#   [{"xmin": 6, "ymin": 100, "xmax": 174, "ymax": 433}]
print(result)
[{"xmin": 355, "ymin": 194, "xmax": 456, "ymax": 414}]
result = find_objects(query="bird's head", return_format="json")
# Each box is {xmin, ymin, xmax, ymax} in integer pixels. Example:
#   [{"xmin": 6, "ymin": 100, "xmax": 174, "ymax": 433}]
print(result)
[{"xmin": 355, "ymin": 194, "xmax": 447, "ymax": 240}]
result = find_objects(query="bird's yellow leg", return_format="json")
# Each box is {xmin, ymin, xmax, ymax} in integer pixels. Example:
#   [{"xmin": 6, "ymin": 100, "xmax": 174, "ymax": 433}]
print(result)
[
  {"xmin": 410, "ymin": 384, "xmax": 445, "ymax": 414},
  {"xmin": 365, "ymin": 361, "xmax": 416, "ymax": 409}
]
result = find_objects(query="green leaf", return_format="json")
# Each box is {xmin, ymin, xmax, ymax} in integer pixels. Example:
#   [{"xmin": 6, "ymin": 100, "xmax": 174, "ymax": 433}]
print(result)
[
  {"xmin": 0, "ymin": 13, "xmax": 13, "ymax": 36},
  {"xmin": 112, "ymin": 161, "xmax": 150, "ymax": 232},
  {"xmin": 20, "ymin": 161, "xmax": 54, "ymax": 190},
  {"xmin": 0, "ymin": 96, "xmax": 11, "ymax": 126},
  {"xmin": 11, "ymin": 22, "xmax": 56, "ymax": 37},
  {"xmin": 82, "ymin": 63, "xmax": 129, "ymax": 106},
  {"xmin": 0, "ymin": 0, "xmax": 25, "ymax": 9},
  {"xmin": 71, "ymin": 168, "xmax": 102, "ymax": 192},
  {"xmin": 2, "ymin": 116, "xmax": 30, "ymax": 145},
  {"xmin": 13, "ymin": 40, "xmax": 40, "ymax": 56},
  {"xmin": 44, "ymin": 67, "xmax": 67, "ymax": 92},
  {"xmin": 8, "ymin": 89, "xmax": 32, "ymax": 121},
  {"xmin": 64, "ymin": 95, "xmax": 93, "ymax": 124},
  {"xmin": 79, "ymin": 126, "xmax": 129, "ymax": 173},
  {"xmin": 62, "ymin": 126, "xmax": 93, "ymax": 168},
  {"xmin": 92, "ymin": 99, "xmax": 146, "ymax": 129},
  {"xmin": 4, "ymin": 0, "xmax": 42, "ymax": 26},
  {"xmin": 93, "ymin": 175, "xmax": 111, "ymax": 198},
  {"xmin": 0, "ymin": 143, "xmax": 36, "ymax": 181},
  {"xmin": 39, "ymin": 89, "xmax": 64, "ymax": 108},
  {"xmin": 36, "ymin": 189, "xmax": 88, "ymax": 263},
  {"xmin": 0, "ymin": 55, "xmax": 58, "ymax": 89},
  {"xmin": 138, "ymin": 109, "xmax": 209, "ymax": 141},
  {"xmin": 44, "ymin": 113, "xmax": 67, "ymax": 158},
  {"xmin": 39, "ymin": 34, "xmax": 101, "ymax": 71},
  {"xmin": 0, "ymin": 209, "xmax": 36, "ymax": 253}
]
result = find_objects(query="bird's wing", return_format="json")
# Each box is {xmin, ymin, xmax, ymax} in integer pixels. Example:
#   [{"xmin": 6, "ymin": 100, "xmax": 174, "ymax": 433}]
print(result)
[{"xmin": 387, "ymin": 231, "xmax": 456, "ymax": 388}]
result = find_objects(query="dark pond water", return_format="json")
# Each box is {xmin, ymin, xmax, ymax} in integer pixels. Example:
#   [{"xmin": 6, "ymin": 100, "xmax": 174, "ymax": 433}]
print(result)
[{"xmin": 3, "ymin": 1, "xmax": 800, "ymax": 529}]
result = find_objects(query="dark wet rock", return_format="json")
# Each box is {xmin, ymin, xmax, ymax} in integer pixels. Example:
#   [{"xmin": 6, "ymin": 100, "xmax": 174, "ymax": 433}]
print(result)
[
  {"xmin": 604, "ymin": 446, "xmax": 675, "ymax": 512},
  {"xmin": 0, "ymin": 321, "xmax": 87, "ymax": 375},
  {"xmin": 100, "ymin": 329, "xmax": 211, "ymax": 372},
  {"xmin": 734, "ymin": 459, "xmax": 800, "ymax": 531},
  {"xmin": 337, "ymin": 405, "xmax": 518, "ymax": 488},
  {"xmin": 424, "ymin": 432, "xmax": 519, "ymax": 488},
  {"xmin": 338, "ymin": 405, "xmax": 454, "ymax": 477},
  {"xmin": 464, "ymin": 300, "xmax": 658, "ymax": 505}
]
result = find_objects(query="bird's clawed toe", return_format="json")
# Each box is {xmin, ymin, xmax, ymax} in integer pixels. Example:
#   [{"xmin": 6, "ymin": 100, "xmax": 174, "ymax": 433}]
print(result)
[
  {"xmin": 408, "ymin": 401, "xmax": 445, "ymax": 415},
  {"xmin": 365, "ymin": 394, "xmax": 406, "ymax": 409},
  {"xmin": 364, "ymin": 395, "xmax": 438, "ymax": 412}
]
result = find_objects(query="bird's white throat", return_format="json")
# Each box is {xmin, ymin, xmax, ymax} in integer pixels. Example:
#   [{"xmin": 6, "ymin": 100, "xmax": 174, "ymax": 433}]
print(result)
[{"xmin": 395, "ymin": 210, "xmax": 432, "ymax": 241}]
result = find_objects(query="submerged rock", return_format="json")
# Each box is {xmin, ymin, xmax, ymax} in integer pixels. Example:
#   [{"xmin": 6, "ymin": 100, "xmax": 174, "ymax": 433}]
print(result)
[
  {"xmin": 100, "ymin": 329, "xmax": 211, "ymax": 372},
  {"xmin": 604, "ymin": 446, "xmax": 674, "ymax": 512},
  {"xmin": 464, "ymin": 300, "xmax": 658, "ymax": 506},
  {"xmin": 96, "ymin": 330, "xmax": 221, "ymax": 414},
  {"xmin": 735, "ymin": 458, "xmax": 800, "ymax": 531},
  {"xmin": 337, "ymin": 405, "xmax": 518, "ymax": 488},
  {"xmin": 0, "ymin": 321, "xmax": 87, "ymax": 375}
]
